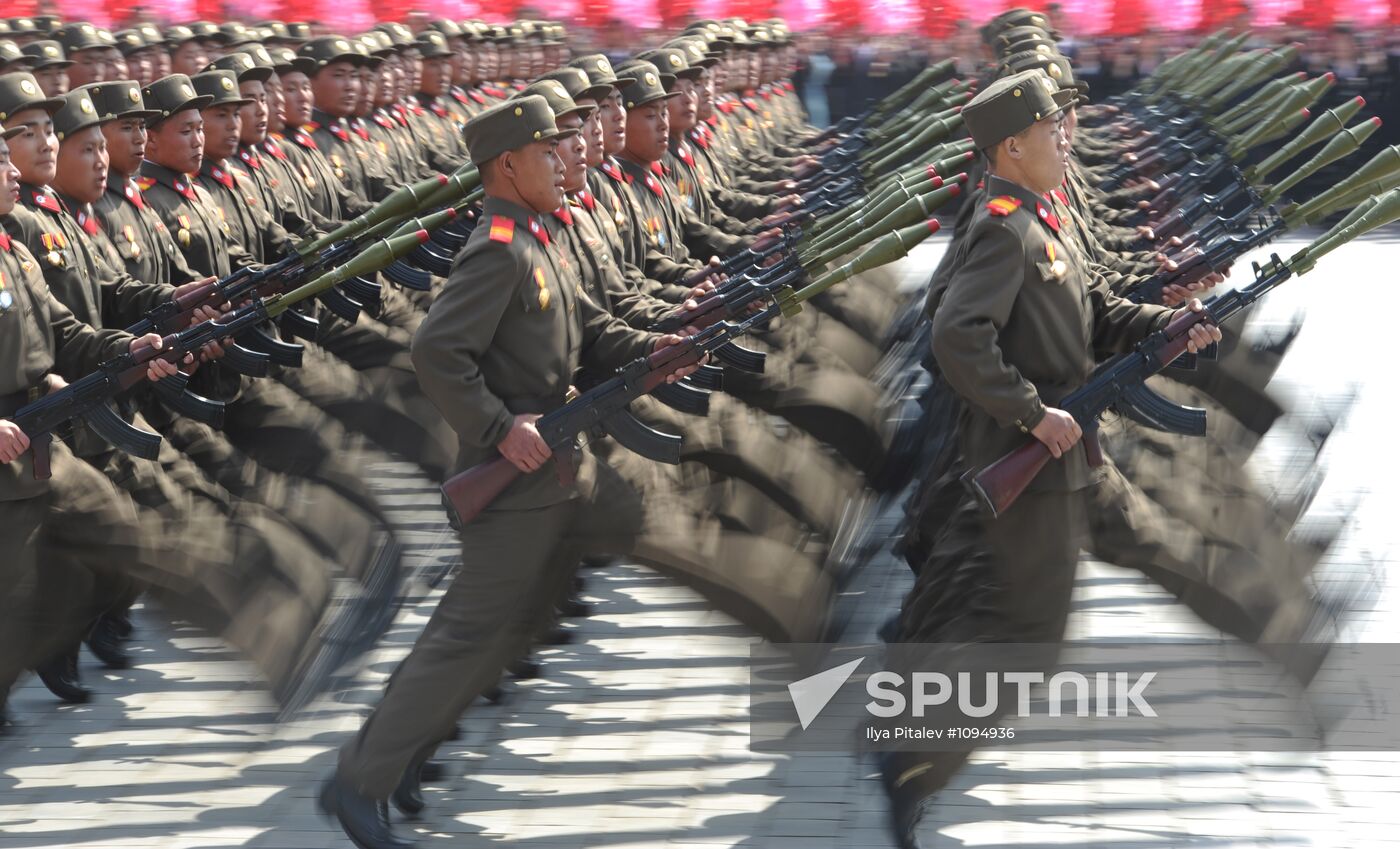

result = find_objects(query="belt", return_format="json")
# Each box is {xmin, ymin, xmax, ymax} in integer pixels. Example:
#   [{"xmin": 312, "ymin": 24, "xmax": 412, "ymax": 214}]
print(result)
[{"xmin": 0, "ymin": 384, "xmax": 53, "ymax": 480}]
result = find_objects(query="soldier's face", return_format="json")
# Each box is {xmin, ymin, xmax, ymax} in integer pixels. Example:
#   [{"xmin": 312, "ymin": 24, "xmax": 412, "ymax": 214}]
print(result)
[
  {"xmin": 624, "ymin": 100, "xmax": 669, "ymax": 164},
  {"xmin": 577, "ymin": 98, "xmax": 604, "ymax": 167},
  {"xmin": 203, "ymin": 39, "xmax": 225, "ymax": 62},
  {"xmin": 401, "ymin": 50, "xmax": 422, "ymax": 92},
  {"xmin": 128, "ymin": 49, "xmax": 155, "ymax": 85},
  {"xmin": 68, "ymin": 48, "xmax": 106, "ymax": 87},
  {"xmin": 695, "ymin": 68, "xmax": 715, "ymax": 119},
  {"xmin": 146, "ymin": 109, "xmax": 204, "ymax": 174},
  {"xmin": 104, "ymin": 48, "xmax": 126, "ymax": 81},
  {"xmin": 33, "ymin": 66, "xmax": 68, "ymax": 96},
  {"xmin": 311, "ymin": 61, "xmax": 360, "ymax": 118},
  {"xmin": 556, "ymin": 113, "xmax": 588, "ymax": 192},
  {"xmin": 1009, "ymin": 114, "xmax": 1069, "ymax": 193},
  {"xmin": 154, "ymin": 50, "xmax": 172, "ymax": 79},
  {"xmin": 667, "ymin": 78, "xmax": 698, "ymax": 134},
  {"xmin": 201, "ymin": 104, "xmax": 241, "ymax": 161},
  {"xmin": 265, "ymin": 75, "xmax": 287, "ymax": 133},
  {"xmin": 170, "ymin": 41, "xmax": 208, "ymax": 76},
  {"xmin": 499, "ymin": 138, "xmax": 565, "ymax": 213},
  {"xmin": 54, "ymin": 124, "xmax": 108, "ymax": 204},
  {"xmin": 101, "ymin": 116, "xmax": 147, "ymax": 176},
  {"xmin": 421, "ymin": 56, "xmax": 451, "ymax": 96},
  {"xmin": 375, "ymin": 64, "xmax": 397, "ymax": 107},
  {"xmin": 4, "ymin": 109, "xmax": 58, "ymax": 185},
  {"xmin": 599, "ymin": 90, "xmax": 626, "ymax": 155},
  {"xmin": 0, "ymin": 140, "xmax": 19, "ymax": 216},
  {"xmin": 356, "ymin": 68, "xmax": 375, "ymax": 114},
  {"xmin": 238, "ymin": 80, "xmax": 268, "ymax": 144}
]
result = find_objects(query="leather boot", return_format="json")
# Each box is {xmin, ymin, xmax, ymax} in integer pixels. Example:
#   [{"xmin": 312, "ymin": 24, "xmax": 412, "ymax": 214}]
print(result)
[{"xmin": 35, "ymin": 646, "xmax": 91, "ymax": 704}]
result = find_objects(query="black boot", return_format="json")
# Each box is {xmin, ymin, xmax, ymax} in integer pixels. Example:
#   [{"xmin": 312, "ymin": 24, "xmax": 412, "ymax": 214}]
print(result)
[
  {"xmin": 508, "ymin": 657, "xmax": 541, "ymax": 679},
  {"xmin": 35, "ymin": 646, "xmax": 91, "ymax": 704},
  {"xmin": 559, "ymin": 596, "xmax": 592, "ymax": 618},
  {"xmin": 0, "ymin": 701, "xmax": 14, "ymax": 737},
  {"xmin": 542, "ymin": 624, "xmax": 575, "ymax": 645},
  {"xmin": 878, "ymin": 754, "xmax": 930, "ymax": 849},
  {"xmin": 85, "ymin": 614, "xmax": 131, "ymax": 670},
  {"xmin": 319, "ymin": 773, "xmax": 413, "ymax": 849},
  {"xmin": 109, "ymin": 609, "xmax": 134, "ymax": 639},
  {"xmin": 391, "ymin": 761, "xmax": 427, "ymax": 818}
]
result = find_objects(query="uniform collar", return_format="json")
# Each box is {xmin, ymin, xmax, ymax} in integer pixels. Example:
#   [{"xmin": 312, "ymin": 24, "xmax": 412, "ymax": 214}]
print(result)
[
  {"xmin": 310, "ymin": 108, "xmax": 351, "ymax": 141},
  {"xmin": 19, "ymin": 182, "xmax": 64, "ymax": 215},
  {"xmin": 109, "ymin": 170, "xmax": 146, "ymax": 210},
  {"xmin": 201, "ymin": 157, "xmax": 236, "ymax": 190},
  {"xmin": 481, "ymin": 196, "xmax": 551, "ymax": 247},
  {"xmin": 237, "ymin": 145, "xmax": 262, "ymax": 169},
  {"xmin": 140, "ymin": 160, "xmax": 199, "ymax": 201}
]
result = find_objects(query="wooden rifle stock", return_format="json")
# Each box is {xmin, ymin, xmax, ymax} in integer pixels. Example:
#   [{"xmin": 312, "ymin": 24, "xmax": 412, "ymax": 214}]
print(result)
[{"xmin": 440, "ymin": 456, "xmax": 521, "ymax": 528}]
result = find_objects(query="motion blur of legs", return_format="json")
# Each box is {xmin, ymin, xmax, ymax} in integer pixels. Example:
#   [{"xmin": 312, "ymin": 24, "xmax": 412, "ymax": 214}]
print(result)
[{"xmin": 1, "ymin": 8, "xmax": 1396, "ymax": 849}]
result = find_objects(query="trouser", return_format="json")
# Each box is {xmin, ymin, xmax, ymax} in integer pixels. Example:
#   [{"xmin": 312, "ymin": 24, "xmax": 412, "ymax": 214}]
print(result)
[
  {"xmin": 889, "ymin": 483, "xmax": 1088, "ymax": 802},
  {"xmin": 0, "ymin": 443, "xmax": 142, "ymax": 695},
  {"xmin": 338, "ymin": 451, "xmax": 832, "ymax": 799}
]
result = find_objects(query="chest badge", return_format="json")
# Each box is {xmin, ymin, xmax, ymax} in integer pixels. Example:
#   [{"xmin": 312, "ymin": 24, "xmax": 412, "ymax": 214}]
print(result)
[
  {"xmin": 535, "ymin": 267, "xmax": 550, "ymax": 310},
  {"xmin": 1046, "ymin": 241, "xmax": 1068, "ymax": 280}
]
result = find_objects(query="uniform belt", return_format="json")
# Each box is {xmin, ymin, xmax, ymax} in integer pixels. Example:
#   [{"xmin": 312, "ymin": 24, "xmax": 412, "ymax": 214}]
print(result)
[{"xmin": 0, "ymin": 384, "xmax": 53, "ymax": 480}]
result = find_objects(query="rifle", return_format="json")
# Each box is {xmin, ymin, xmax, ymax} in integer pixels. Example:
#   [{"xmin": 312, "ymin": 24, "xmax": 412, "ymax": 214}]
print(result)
[
  {"xmin": 962, "ymin": 188, "xmax": 1400, "ymax": 518},
  {"xmin": 8, "ymin": 231, "xmax": 431, "ymax": 478},
  {"xmin": 440, "ymin": 219, "xmax": 944, "ymax": 528}
]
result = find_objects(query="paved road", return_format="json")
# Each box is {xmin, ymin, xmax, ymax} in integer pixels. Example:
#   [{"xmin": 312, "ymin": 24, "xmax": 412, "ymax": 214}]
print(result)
[{"xmin": 1, "ymin": 233, "xmax": 1396, "ymax": 848}]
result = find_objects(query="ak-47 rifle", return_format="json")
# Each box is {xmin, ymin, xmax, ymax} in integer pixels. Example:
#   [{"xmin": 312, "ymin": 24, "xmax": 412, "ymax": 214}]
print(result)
[
  {"xmin": 8, "ymin": 231, "xmax": 431, "ymax": 478},
  {"xmin": 963, "ymin": 188, "xmax": 1400, "ymax": 518},
  {"xmin": 439, "ymin": 219, "xmax": 944, "ymax": 528}
]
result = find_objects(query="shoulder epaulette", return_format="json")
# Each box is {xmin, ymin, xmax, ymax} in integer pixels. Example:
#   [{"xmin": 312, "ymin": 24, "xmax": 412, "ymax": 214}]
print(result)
[
  {"xmin": 987, "ymin": 196, "xmax": 1022, "ymax": 216},
  {"xmin": 488, "ymin": 215, "xmax": 515, "ymax": 244}
]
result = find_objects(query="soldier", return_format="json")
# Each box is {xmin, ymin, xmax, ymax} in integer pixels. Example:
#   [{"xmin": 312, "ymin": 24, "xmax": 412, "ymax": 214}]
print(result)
[
  {"xmin": 295, "ymin": 36, "xmax": 389, "ymax": 201},
  {"xmin": 321, "ymin": 95, "xmax": 830, "ymax": 848},
  {"xmin": 114, "ymin": 28, "xmax": 160, "ymax": 87},
  {"xmin": 19, "ymin": 41, "xmax": 68, "ymax": 95},
  {"xmin": 165, "ymin": 25, "xmax": 208, "ymax": 77},
  {"xmin": 52, "ymin": 23, "xmax": 107, "ymax": 87},
  {"xmin": 0, "ymin": 121, "xmax": 180, "ymax": 731},
  {"xmin": 881, "ymin": 70, "xmax": 1222, "ymax": 849}
]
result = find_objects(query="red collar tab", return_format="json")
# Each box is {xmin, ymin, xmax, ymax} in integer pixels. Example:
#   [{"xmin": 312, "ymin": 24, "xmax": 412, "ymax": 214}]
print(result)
[
  {"xmin": 122, "ymin": 180, "xmax": 146, "ymax": 209},
  {"xmin": 676, "ymin": 143, "xmax": 695, "ymax": 167},
  {"xmin": 552, "ymin": 206, "xmax": 574, "ymax": 227},
  {"xmin": 293, "ymin": 129, "xmax": 317, "ymax": 149},
  {"xmin": 0, "ymin": 232, "xmax": 11, "ymax": 252},
  {"xmin": 600, "ymin": 161, "xmax": 624, "ymax": 182},
  {"xmin": 77, "ymin": 210, "xmax": 100, "ymax": 236},
  {"xmin": 429, "ymin": 102, "xmax": 448, "ymax": 118},
  {"xmin": 374, "ymin": 112, "xmax": 396, "ymax": 129},
  {"xmin": 578, "ymin": 190, "xmax": 596, "ymax": 212},
  {"xmin": 239, "ymin": 148, "xmax": 262, "ymax": 169},
  {"xmin": 1052, "ymin": 188, "xmax": 1069, "ymax": 205},
  {"xmin": 351, "ymin": 120, "xmax": 370, "ymax": 141},
  {"xmin": 263, "ymin": 138, "xmax": 288, "ymax": 159},
  {"xmin": 690, "ymin": 127, "xmax": 710, "ymax": 149},
  {"xmin": 172, "ymin": 177, "xmax": 197, "ymax": 201},
  {"xmin": 1036, "ymin": 201, "xmax": 1061, "ymax": 232},
  {"xmin": 209, "ymin": 166, "xmax": 234, "ymax": 189},
  {"xmin": 468, "ymin": 89, "xmax": 487, "ymax": 104},
  {"xmin": 642, "ymin": 171, "xmax": 664, "ymax": 197},
  {"xmin": 328, "ymin": 121, "xmax": 350, "ymax": 142},
  {"xmin": 526, "ymin": 216, "xmax": 550, "ymax": 246},
  {"xmin": 986, "ymin": 196, "xmax": 1022, "ymax": 216},
  {"xmin": 30, "ymin": 189, "xmax": 61, "ymax": 213}
]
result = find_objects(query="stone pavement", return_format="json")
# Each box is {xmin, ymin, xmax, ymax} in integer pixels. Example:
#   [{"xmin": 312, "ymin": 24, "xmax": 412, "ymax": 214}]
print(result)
[{"xmin": 1, "ymin": 233, "xmax": 1397, "ymax": 849}]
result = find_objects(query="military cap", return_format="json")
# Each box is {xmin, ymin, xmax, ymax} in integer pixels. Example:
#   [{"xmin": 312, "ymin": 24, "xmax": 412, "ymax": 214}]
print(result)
[
  {"xmin": 427, "ymin": 19, "xmax": 463, "ymax": 39},
  {"xmin": 416, "ymin": 30, "xmax": 453, "ymax": 59},
  {"xmin": 457, "ymin": 21, "xmax": 487, "ymax": 42},
  {"xmin": 359, "ymin": 31, "xmax": 396, "ymax": 57},
  {"xmin": 685, "ymin": 20, "xmax": 729, "ymax": 42},
  {"xmin": 374, "ymin": 22, "xmax": 415, "ymax": 49},
  {"xmin": 114, "ymin": 30, "xmax": 150, "ymax": 57},
  {"xmin": 2, "ymin": 124, "xmax": 23, "ymax": 140},
  {"xmin": 192, "ymin": 70, "xmax": 250, "ymax": 109},
  {"xmin": 97, "ymin": 29, "xmax": 118, "ymax": 48},
  {"xmin": 638, "ymin": 48, "xmax": 703, "ymax": 82},
  {"xmin": 0, "ymin": 41, "xmax": 27, "ymax": 70},
  {"xmin": 0, "ymin": 21, "xmax": 10, "ymax": 37},
  {"xmin": 142, "ymin": 74, "xmax": 214, "ymax": 125},
  {"xmin": 164, "ymin": 25, "xmax": 201, "ymax": 47},
  {"xmin": 285, "ymin": 22, "xmax": 313, "ymax": 42},
  {"xmin": 54, "ymin": 23, "xmax": 106, "ymax": 55},
  {"xmin": 298, "ymin": 36, "xmax": 368, "ymax": 70},
  {"xmin": 462, "ymin": 93, "xmax": 577, "ymax": 164},
  {"xmin": 5, "ymin": 19, "xmax": 39, "ymax": 38},
  {"xmin": 20, "ymin": 41, "xmax": 70, "ymax": 70},
  {"xmin": 220, "ymin": 22, "xmax": 258, "ymax": 48},
  {"xmin": 666, "ymin": 37, "xmax": 721, "ymax": 68},
  {"xmin": 31, "ymin": 15, "xmax": 60, "ymax": 35},
  {"xmin": 725, "ymin": 27, "xmax": 751, "ymax": 48},
  {"xmin": 268, "ymin": 45, "xmax": 315, "ymax": 77},
  {"xmin": 487, "ymin": 24, "xmax": 515, "ymax": 44},
  {"xmin": 205, "ymin": 51, "xmax": 274, "ymax": 83},
  {"xmin": 618, "ymin": 57, "xmax": 674, "ymax": 91},
  {"xmin": 352, "ymin": 39, "xmax": 384, "ymax": 69},
  {"xmin": 53, "ymin": 85, "xmax": 111, "ymax": 141},
  {"xmin": 136, "ymin": 23, "xmax": 166, "ymax": 47},
  {"xmin": 996, "ymin": 25, "xmax": 1058, "ymax": 54},
  {"xmin": 963, "ymin": 68, "xmax": 1074, "ymax": 150},
  {"xmin": 517, "ymin": 20, "xmax": 539, "ymax": 40},
  {"xmin": 0, "ymin": 72, "xmax": 64, "ymax": 121},
  {"xmin": 258, "ymin": 21, "xmax": 292, "ymax": 42},
  {"xmin": 744, "ymin": 25, "xmax": 773, "ymax": 47},
  {"xmin": 242, "ymin": 44, "xmax": 277, "ymax": 71},
  {"xmin": 537, "ymin": 66, "xmax": 611, "ymax": 105},
  {"xmin": 85, "ymin": 79, "xmax": 161, "ymax": 121},
  {"xmin": 986, "ymin": 7, "xmax": 1059, "ymax": 39},
  {"xmin": 189, "ymin": 21, "xmax": 228, "ymax": 44},
  {"xmin": 517, "ymin": 80, "xmax": 593, "ymax": 122},
  {"xmin": 568, "ymin": 53, "xmax": 635, "ymax": 90},
  {"xmin": 540, "ymin": 23, "xmax": 566, "ymax": 46},
  {"xmin": 1001, "ymin": 49, "xmax": 1087, "ymax": 103},
  {"xmin": 613, "ymin": 61, "xmax": 681, "ymax": 110}
]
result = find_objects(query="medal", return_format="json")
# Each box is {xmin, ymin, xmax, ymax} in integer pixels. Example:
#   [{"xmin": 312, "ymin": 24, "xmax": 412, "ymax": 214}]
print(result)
[
  {"xmin": 46, "ymin": 250, "xmax": 62, "ymax": 267},
  {"xmin": 534, "ymin": 268, "xmax": 550, "ymax": 310},
  {"xmin": 0, "ymin": 289, "xmax": 11, "ymax": 311},
  {"xmin": 178, "ymin": 228, "xmax": 191, "ymax": 247}
]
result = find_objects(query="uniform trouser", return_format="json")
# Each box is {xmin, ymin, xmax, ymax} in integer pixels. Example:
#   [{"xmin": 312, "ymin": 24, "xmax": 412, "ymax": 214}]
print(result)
[
  {"xmin": 93, "ymin": 428, "xmax": 335, "ymax": 699},
  {"xmin": 270, "ymin": 345, "xmax": 455, "ymax": 482},
  {"xmin": 0, "ymin": 443, "xmax": 142, "ymax": 696},
  {"xmin": 338, "ymin": 451, "xmax": 832, "ymax": 799},
  {"xmin": 889, "ymin": 483, "xmax": 1088, "ymax": 802}
]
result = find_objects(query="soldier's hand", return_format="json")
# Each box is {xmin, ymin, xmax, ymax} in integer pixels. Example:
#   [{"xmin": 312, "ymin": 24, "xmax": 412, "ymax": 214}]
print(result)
[
  {"xmin": 497, "ymin": 413, "xmax": 551, "ymax": 473},
  {"xmin": 686, "ymin": 279, "xmax": 716, "ymax": 300},
  {"xmin": 1178, "ymin": 299, "xmax": 1223, "ymax": 353},
  {"xmin": 174, "ymin": 277, "xmax": 228, "ymax": 326},
  {"xmin": 1031, "ymin": 408, "xmax": 1082, "ymax": 459},
  {"xmin": 652, "ymin": 333, "xmax": 707, "ymax": 383},
  {"xmin": 130, "ymin": 333, "xmax": 190, "ymax": 381},
  {"xmin": 777, "ymin": 193, "xmax": 802, "ymax": 213},
  {"xmin": 0, "ymin": 420, "xmax": 30, "ymax": 464}
]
